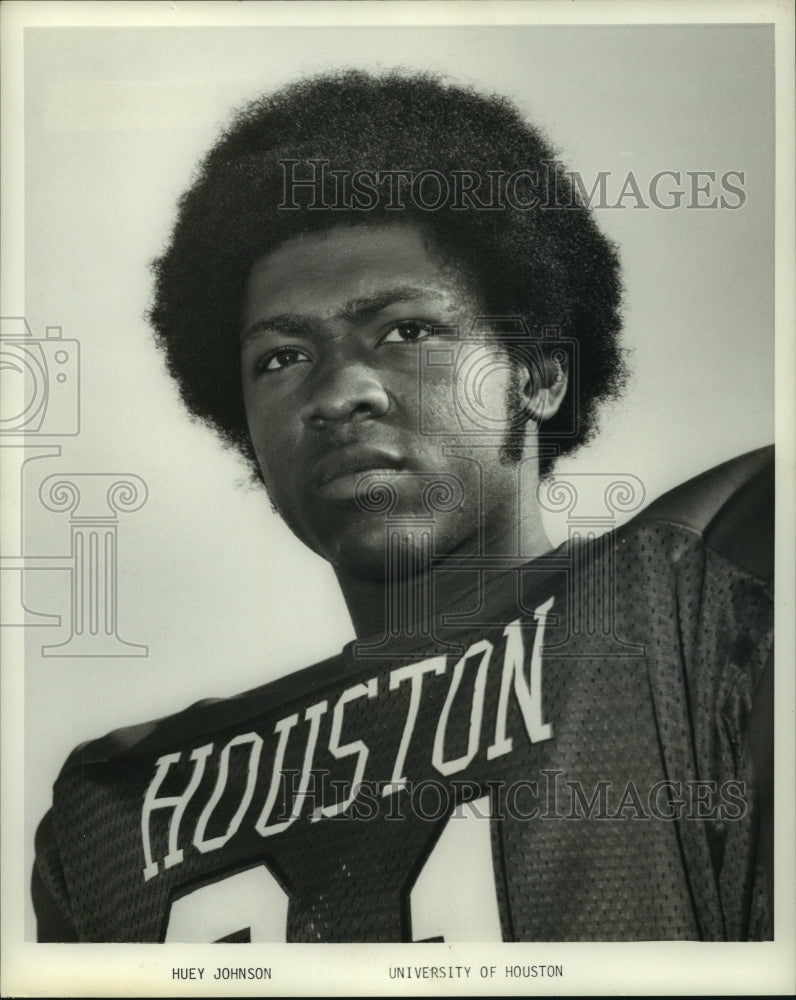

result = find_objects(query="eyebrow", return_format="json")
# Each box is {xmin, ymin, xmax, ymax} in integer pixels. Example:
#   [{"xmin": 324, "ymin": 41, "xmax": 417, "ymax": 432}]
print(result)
[{"xmin": 241, "ymin": 286, "xmax": 444, "ymax": 343}]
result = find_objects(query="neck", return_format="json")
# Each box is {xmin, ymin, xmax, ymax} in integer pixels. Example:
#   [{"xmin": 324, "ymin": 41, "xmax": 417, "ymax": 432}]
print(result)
[
  {"xmin": 337, "ymin": 564, "xmax": 479, "ymax": 641},
  {"xmin": 336, "ymin": 478, "xmax": 553, "ymax": 640}
]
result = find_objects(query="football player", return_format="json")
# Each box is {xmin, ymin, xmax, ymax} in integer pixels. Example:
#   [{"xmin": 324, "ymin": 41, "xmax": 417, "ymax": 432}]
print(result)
[{"xmin": 33, "ymin": 71, "xmax": 773, "ymax": 943}]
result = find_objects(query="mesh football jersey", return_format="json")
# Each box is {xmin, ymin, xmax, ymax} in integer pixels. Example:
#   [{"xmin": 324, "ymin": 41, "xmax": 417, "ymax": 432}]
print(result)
[{"xmin": 32, "ymin": 448, "xmax": 774, "ymax": 942}]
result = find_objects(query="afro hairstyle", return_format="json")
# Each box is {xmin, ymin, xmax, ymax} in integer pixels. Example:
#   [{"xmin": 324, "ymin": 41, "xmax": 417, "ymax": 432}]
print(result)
[{"xmin": 149, "ymin": 69, "xmax": 627, "ymax": 479}]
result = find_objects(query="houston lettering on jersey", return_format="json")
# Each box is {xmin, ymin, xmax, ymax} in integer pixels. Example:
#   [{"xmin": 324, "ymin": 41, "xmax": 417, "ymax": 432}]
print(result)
[{"xmin": 141, "ymin": 602, "xmax": 554, "ymax": 883}]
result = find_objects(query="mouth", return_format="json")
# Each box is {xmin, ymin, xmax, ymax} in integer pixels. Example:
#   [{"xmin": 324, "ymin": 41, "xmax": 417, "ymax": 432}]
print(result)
[{"xmin": 313, "ymin": 448, "xmax": 406, "ymax": 501}]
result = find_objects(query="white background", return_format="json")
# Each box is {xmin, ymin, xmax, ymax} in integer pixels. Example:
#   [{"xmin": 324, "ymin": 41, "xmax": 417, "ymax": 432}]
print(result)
[{"xmin": 2, "ymin": 2, "xmax": 793, "ymax": 995}]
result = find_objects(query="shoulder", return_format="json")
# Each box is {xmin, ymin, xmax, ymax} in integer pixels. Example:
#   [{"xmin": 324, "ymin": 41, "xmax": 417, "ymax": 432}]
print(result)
[
  {"xmin": 57, "ymin": 650, "xmax": 348, "ymax": 777},
  {"xmin": 623, "ymin": 445, "xmax": 774, "ymax": 583}
]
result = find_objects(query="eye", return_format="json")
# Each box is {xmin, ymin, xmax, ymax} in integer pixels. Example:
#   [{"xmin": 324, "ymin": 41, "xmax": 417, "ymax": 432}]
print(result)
[
  {"xmin": 378, "ymin": 320, "xmax": 435, "ymax": 345},
  {"xmin": 257, "ymin": 346, "xmax": 311, "ymax": 373}
]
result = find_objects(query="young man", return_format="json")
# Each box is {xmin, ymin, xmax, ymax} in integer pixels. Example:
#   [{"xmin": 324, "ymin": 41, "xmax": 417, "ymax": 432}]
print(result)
[{"xmin": 32, "ymin": 71, "xmax": 773, "ymax": 943}]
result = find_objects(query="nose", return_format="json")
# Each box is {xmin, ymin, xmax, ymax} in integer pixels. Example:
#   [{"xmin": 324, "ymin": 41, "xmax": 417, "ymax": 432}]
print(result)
[{"xmin": 300, "ymin": 358, "xmax": 390, "ymax": 428}]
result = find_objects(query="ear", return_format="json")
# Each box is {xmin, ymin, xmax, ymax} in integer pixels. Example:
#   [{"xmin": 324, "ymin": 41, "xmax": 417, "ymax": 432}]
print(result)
[{"xmin": 522, "ymin": 352, "xmax": 568, "ymax": 424}]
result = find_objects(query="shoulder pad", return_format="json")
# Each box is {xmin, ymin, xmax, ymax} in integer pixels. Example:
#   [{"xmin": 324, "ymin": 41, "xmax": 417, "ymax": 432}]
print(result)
[
  {"xmin": 633, "ymin": 445, "xmax": 774, "ymax": 582},
  {"xmin": 60, "ymin": 650, "xmax": 348, "ymax": 773}
]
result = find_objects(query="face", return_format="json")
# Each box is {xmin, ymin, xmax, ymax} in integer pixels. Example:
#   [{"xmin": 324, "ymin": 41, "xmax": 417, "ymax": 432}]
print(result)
[{"xmin": 241, "ymin": 222, "xmax": 537, "ymax": 581}]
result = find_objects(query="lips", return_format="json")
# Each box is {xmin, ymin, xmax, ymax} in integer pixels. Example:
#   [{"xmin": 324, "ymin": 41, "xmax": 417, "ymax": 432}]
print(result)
[{"xmin": 312, "ymin": 446, "xmax": 405, "ymax": 500}]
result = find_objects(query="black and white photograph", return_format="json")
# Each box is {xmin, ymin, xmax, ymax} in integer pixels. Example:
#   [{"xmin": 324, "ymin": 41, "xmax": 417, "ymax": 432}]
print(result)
[{"xmin": 1, "ymin": 1, "xmax": 794, "ymax": 995}]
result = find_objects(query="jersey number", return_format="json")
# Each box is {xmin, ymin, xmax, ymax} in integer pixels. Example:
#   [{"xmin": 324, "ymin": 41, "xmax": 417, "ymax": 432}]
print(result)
[{"xmin": 164, "ymin": 796, "xmax": 501, "ymax": 942}]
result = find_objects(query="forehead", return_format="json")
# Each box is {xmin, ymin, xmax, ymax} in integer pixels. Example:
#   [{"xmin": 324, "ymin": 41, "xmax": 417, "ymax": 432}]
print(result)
[{"xmin": 243, "ymin": 222, "xmax": 476, "ymax": 323}]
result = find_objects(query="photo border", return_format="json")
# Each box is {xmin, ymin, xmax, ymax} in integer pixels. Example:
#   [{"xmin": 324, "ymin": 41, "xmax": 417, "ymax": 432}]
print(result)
[{"xmin": 2, "ymin": 1, "xmax": 794, "ymax": 996}]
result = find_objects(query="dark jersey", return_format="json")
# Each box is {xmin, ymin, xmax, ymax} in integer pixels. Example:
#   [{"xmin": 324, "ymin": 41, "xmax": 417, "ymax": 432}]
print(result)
[{"xmin": 33, "ymin": 447, "xmax": 774, "ymax": 943}]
